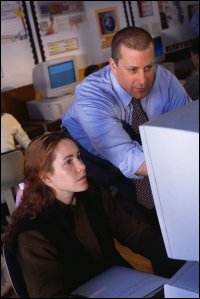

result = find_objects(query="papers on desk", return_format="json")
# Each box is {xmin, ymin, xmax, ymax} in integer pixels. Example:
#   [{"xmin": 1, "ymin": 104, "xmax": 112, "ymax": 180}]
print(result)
[{"xmin": 70, "ymin": 266, "xmax": 168, "ymax": 298}]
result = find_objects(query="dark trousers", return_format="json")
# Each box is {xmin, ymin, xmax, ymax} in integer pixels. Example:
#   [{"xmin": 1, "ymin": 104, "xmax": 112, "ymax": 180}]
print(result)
[{"xmin": 79, "ymin": 145, "xmax": 160, "ymax": 229}]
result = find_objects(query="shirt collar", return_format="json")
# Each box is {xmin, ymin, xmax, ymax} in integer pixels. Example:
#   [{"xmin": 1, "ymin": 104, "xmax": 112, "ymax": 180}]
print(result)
[{"xmin": 110, "ymin": 70, "xmax": 132, "ymax": 108}]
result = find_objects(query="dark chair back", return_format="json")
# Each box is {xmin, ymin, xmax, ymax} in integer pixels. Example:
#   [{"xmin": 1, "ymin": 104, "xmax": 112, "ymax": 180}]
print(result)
[
  {"xmin": 3, "ymin": 245, "xmax": 29, "ymax": 298},
  {"xmin": 1, "ymin": 149, "xmax": 24, "ymax": 214}
]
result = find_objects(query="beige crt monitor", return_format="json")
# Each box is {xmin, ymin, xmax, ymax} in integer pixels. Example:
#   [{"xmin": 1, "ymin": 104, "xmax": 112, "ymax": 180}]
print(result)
[{"xmin": 140, "ymin": 100, "xmax": 199, "ymax": 262}]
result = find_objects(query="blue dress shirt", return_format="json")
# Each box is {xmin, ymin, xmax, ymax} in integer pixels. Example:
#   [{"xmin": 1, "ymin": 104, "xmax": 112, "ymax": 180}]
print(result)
[{"xmin": 62, "ymin": 65, "xmax": 191, "ymax": 179}]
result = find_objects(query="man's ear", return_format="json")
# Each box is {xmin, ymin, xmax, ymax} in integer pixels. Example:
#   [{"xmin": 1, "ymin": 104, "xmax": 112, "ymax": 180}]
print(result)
[{"xmin": 109, "ymin": 57, "xmax": 117, "ymax": 73}]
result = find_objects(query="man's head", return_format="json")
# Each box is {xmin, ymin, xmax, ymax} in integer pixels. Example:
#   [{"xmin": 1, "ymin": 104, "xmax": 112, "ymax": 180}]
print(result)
[{"xmin": 109, "ymin": 27, "xmax": 156, "ymax": 100}]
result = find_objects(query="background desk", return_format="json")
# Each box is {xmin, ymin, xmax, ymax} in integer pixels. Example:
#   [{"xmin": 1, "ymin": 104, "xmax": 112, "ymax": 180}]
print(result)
[{"xmin": 21, "ymin": 119, "xmax": 62, "ymax": 139}]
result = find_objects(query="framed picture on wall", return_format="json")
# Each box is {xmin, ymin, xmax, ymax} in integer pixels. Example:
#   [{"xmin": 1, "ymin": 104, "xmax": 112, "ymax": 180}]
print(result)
[
  {"xmin": 137, "ymin": 1, "xmax": 153, "ymax": 18},
  {"xmin": 95, "ymin": 7, "xmax": 120, "ymax": 39}
]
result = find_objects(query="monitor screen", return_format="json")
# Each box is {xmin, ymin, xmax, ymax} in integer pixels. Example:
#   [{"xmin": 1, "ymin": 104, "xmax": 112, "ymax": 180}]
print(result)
[
  {"xmin": 33, "ymin": 56, "xmax": 79, "ymax": 98},
  {"xmin": 153, "ymin": 35, "xmax": 165, "ymax": 63},
  {"xmin": 48, "ymin": 61, "xmax": 76, "ymax": 89},
  {"xmin": 140, "ymin": 101, "xmax": 199, "ymax": 262}
]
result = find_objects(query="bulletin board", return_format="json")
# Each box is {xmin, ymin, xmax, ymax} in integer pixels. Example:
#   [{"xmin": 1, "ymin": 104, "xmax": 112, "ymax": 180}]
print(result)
[
  {"xmin": 157, "ymin": 1, "xmax": 198, "ymax": 53},
  {"xmin": 32, "ymin": 0, "xmax": 88, "ymax": 71},
  {"xmin": 1, "ymin": 1, "xmax": 128, "ymax": 90},
  {"xmin": 131, "ymin": 1, "xmax": 199, "ymax": 55},
  {"xmin": 1, "ymin": 1, "xmax": 35, "ymax": 90},
  {"xmin": 32, "ymin": 1, "xmax": 127, "ymax": 71}
]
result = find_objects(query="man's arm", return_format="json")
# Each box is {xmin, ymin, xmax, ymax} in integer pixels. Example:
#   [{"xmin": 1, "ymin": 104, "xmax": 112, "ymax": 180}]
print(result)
[{"xmin": 74, "ymin": 95, "xmax": 145, "ymax": 179}]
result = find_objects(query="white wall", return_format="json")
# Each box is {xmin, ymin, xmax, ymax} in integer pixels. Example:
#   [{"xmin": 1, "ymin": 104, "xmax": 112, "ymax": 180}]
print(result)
[
  {"xmin": 33, "ymin": 1, "xmax": 127, "ymax": 67},
  {"xmin": 1, "ymin": 1, "xmax": 127, "ymax": 91},
  {"xmin": 1, "ymin": 40, "xmax": 35, "ymax": 91},
  {"xmin": 1, "ymin": 1, "xmax": 199, "ymax": 91},
  {"xmin": 1, "ymin": 1, "xmax": 35, "ymax": 91}
]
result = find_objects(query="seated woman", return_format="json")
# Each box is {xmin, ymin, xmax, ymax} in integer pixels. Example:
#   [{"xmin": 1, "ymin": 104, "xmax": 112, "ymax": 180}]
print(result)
[
  {"xmin": 1, "ymin": 97, "xmax": 30, "ymax": 153},
  {"xmin": 3, "ymin": 131, "xmax": 184, "ymax": 298}
]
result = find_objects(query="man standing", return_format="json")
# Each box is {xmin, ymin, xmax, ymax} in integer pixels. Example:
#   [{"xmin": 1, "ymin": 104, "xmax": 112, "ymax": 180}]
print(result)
[{"xmin": 62, "ymin": 27, "xmax": 191, "ymax": 226}]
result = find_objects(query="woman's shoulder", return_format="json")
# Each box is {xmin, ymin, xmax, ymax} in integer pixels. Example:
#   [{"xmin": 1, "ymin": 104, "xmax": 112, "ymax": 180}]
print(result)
[
  {"xmin": 17, "ymin": 229, "xmax": 58, "ymax": 265},
  {"xmin": 2, "ymin": 113, "xmax": 19, "ymax": 123},
  {"xmin": 18, "ymin": 229, "xmax": 48, "ymax": 243}
]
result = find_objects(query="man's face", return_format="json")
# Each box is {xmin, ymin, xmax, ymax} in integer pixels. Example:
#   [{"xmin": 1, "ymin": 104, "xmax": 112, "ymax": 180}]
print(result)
[{"xmin": 110, "ymin": 44, "xmax": 155, "ymax": 99}]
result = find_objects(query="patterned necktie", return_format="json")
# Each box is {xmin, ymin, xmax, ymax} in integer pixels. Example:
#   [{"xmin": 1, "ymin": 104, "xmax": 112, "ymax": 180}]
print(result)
[{"xmin": 131, "ymin": 98, "xmax": 154, "ymax": 210}]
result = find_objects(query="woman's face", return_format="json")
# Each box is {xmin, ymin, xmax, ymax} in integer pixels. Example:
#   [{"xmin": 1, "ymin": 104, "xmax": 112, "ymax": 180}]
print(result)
[{"xmin": 47, "ymin": 139, "xmax": 88, "ymax": 203}]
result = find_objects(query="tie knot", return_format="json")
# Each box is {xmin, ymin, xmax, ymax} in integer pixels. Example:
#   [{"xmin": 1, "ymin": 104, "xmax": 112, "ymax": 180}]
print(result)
[{"xmin": 131, "ymin": 98, "xmax": 141, "ymax": 107}]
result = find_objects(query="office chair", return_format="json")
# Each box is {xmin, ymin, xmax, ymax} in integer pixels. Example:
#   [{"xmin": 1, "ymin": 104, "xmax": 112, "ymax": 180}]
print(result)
[
  {"xmin": 3, "ymin": 245, "xmax": 29, "ymax": 298},
  {"xmin": 1, "ymin": 149, "xmax": 24, "ymax": 215}
]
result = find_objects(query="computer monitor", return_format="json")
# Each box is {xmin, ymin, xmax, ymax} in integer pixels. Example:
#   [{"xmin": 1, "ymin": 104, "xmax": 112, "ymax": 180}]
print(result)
[
  {"xmin": 140, "ymin": 101, "xmax": 199, "ymax": 262},
  {"xmin": 153, "ymin": 35, "xmax": 165, "ymax": 63},
  {"xmin": 32, "ymin": 56, "xmax": 79, "ymax": 98}
]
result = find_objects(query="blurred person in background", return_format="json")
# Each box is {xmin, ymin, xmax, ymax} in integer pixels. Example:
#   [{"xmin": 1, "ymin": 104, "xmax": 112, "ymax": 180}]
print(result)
[{"xmin": 183, "ymin": 39, "xmax": 199, "ymax": 101}]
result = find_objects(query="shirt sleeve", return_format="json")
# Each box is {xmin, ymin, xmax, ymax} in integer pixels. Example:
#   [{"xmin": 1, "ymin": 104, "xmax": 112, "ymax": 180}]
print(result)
[
  {"xmin": 167, "ymin": 74, "xmax": 192, "ymax": 109},
  {"xmin": 17, "ymin": 230, "xmax": 67, "ymax": 298},
  {"xmin": 154, "ymin": 68, "xmax": 192, "ymax": 114},
  {"xmin": 74, "ymin": 87, "xmax": 144, "ymax": 179}
]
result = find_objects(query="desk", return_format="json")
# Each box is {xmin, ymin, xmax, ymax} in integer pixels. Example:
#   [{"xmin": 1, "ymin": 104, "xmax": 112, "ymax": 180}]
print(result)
[
  {"xmin": 22, "ymin": 124, "xmax": 45, "ymax": 139},
  {"xmin": 21, "ymin": 119, "xmax": 62, "ymax": 139}
]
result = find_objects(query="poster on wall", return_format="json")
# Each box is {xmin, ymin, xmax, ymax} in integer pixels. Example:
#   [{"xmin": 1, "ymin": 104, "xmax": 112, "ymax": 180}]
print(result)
[
  {"xmin": 137, "ymin": 1, "xmax": 153, "ymax": 18},
  {"xmin": 34, "ymin": 1, "xmax": 86, "ymax": 59},
  {"xmin": 1, "ymin": 1, "xmax": 28, "ymax": 44},
  {"xmin": 157, "ymin": 1, "xmax": 184, "ymax": 30},
  {"xmin": 36, "ymin": 1, "xmax": 86, "ymax": 36},
  {"xmin": 157, "ymin": 1, "xmax": 198, "ymax": 53},
  {"xmin": 95, "ymin": 7, "xmax": 120, "ymax": 49},
  {"xmin": 48, "ymin": 38, "xmax": 79, "ymax": 56}
]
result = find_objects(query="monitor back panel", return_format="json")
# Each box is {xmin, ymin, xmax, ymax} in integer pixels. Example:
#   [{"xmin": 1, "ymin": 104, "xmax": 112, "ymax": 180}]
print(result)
[{"xmin": 140, "ymin": 101, "xmax": 199, "ymax": 261}]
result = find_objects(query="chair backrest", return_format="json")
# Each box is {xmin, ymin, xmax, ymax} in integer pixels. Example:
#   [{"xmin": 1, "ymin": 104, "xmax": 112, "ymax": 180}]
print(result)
[
  {"xmin": 1, "ymin": 149, "xmax": 24, "ymax": 214},
  {"xmin": 1, "ymin": 149, "xmax": 24, "ymax": 191},
  {"xmin": 3, "ymin": 245, "xmax": 29, "ymax": 298}
]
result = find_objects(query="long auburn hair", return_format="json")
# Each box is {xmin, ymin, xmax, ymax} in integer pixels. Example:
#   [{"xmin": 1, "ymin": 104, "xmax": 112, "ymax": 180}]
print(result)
[{"xmin": 4, "ymin": 130, "xmax": 74, "ymax": 246}]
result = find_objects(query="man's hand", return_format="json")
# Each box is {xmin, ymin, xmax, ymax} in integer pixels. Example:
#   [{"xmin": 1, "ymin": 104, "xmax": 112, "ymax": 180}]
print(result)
[{"xmin": 135, "ymin": 161, "xmax": 148, "ymax": 176}]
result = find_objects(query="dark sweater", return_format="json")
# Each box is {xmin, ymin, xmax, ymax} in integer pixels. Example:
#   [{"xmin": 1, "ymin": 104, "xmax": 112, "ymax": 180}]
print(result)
[
  {"xmin": 12, "ymin": 184, "xmax": 184, "ymax": 298},
  {"xmin": 12, "ymin": 185, "xmax": 148, "ymax": 297}
]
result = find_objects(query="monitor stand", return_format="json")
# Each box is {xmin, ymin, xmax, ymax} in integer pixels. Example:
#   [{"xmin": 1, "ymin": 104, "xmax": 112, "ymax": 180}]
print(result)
[
  {"xmin": 27, "ymin": 94, "xmax": 74, "ymax": 121},
  {"xmin": 164, "ymin": 261, "xmax": 199, "ymax": 298}
]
